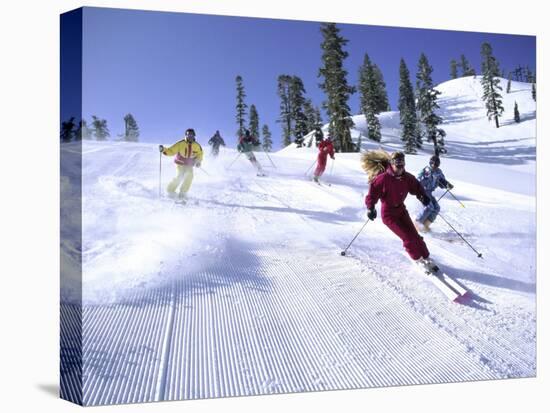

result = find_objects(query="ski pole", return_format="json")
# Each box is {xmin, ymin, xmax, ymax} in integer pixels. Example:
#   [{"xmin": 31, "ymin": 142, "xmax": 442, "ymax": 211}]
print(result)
[
  {"xmin": 438, "ymin": 213, "xmax": 483, "ymax": 258},
  {"xmin": 305, "ymin": 159, "xmax": 317, "ymax": 175},
  {"xmin": 448, "ymin": 190, "xmax": 466, "ymax": 208},
  {"xmin": 437, "ymin": 189, "xmax": 465, "ymax": 208},
  {"xmin": 264, "ymin": 149, "xmax": 277, "ymax": 168},
  {"xmin": 436, "ymin": 189, "xmax": 449, "ymax": 203},
  {"xmin": 158, "ymin": 150, "xmax": 162, "ymax": 199},
  {"xmin": 226, "ymin": 152, "xmax": 242, "ymax": 170},
  {"xmin": 197, "ymin": 167, "xmax": 211, "ymax": 176},
  {"xmin": 340, "ymin": 219, "xmax": 370, "ymax": 256}
]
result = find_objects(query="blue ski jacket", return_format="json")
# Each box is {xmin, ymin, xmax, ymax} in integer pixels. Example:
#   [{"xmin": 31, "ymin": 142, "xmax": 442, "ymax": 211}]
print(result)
[{"xmin": 417, "ymin": 166, "xmax": 450, "ymax": 194}]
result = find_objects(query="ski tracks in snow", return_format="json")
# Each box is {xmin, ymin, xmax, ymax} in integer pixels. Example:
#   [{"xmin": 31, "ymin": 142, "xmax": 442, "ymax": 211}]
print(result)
[{"xmin": 66, "ymin": 157, "xmax": 535, "ymax": 406}]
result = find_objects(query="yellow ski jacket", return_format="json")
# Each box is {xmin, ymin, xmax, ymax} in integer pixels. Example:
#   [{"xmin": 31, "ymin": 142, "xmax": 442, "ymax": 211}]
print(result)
[{"xmin": 163, "ymin": 138, "xmax": 204, "ymax": 166}]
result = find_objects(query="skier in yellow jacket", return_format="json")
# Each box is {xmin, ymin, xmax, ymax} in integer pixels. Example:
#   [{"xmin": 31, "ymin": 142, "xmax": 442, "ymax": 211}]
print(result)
[{"xmin": 159, "ymin": 128, "xmax": 204, "ymax": 202}]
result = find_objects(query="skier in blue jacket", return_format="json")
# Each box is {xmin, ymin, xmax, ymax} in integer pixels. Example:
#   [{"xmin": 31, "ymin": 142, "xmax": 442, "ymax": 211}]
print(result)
[{"xmin": 415, "ymin": 155, "xmax": 454, "ymax": 232}]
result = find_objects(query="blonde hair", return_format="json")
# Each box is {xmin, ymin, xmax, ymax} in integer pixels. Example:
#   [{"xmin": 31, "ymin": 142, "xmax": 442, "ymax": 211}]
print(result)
[{"xmin": 361, "ymin": 150, "xmax": 391, "ymax": 183}]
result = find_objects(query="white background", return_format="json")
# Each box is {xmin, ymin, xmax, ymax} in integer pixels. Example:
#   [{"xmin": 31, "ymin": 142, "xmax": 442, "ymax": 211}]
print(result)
[{"xmin": 0, "ymin": 0, "xmax": 546, "ymax": 412}]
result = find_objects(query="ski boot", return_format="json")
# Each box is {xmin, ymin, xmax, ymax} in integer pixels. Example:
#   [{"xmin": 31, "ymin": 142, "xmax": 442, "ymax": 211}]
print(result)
[
  {"xmin": 415, "ymin": 220, "xmax": 429, "ymax": 233},
  {"xmin": 176, "ymin": 192, "xmax": 188, "ymax": 205},
  {"xmin": 415, "ymin": 257, "xmax": 439, "ymax": 274}
]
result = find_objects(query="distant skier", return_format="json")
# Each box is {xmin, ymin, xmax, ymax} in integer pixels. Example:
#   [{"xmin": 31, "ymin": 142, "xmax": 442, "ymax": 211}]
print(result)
[
  {"xmin": 314, "ymin": 127, "xmax": 324, "ymax": 147},
  {"xmin": 159, "ymin": 128, "xmax": 204, "ymax": 202},
  {"xmin": 208, "ymin": 130, "xmax": 225, "ymax": 157},
  {"xmin": 237, "ymin": 129, "xmax": 265, "ymax": 176},
  {"xmin": 415, "ymin": 155, "xmax": 454, "ymax": 232},
  {"xmin": 312, "ymin": 135, "xmax": 335, "ymax": 183},
  {"xmin": 362, "ymin": 150, "xmax": 436, "ymax": 272}
]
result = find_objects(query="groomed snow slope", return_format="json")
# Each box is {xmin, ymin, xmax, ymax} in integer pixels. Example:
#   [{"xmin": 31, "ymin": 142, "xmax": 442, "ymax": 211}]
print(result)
[{"xmin": 61, "ymin": 77, "xmax": 536, "ymax": 406}]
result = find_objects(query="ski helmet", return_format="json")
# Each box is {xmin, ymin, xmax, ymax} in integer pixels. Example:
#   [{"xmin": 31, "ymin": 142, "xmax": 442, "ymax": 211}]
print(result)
[
  {"xmin": 429, "ymin": 155, "xmax": 440, "ymax": 168},
  {"xmin": 185, "ymin": 128, "xmax": 196, "ymax": 138}
]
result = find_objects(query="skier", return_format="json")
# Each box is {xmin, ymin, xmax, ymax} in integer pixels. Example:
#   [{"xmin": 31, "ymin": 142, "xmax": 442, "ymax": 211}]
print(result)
[
  {"xmin": 362, "ymin": 150, "xmax": 436, "ymax": 272},
  {"xmin": 314, "ymin": 127, "xmax": 324, "ymax": 147},
  {"xmin": 415, "ymin": 155, "xmax": 454, "ymax": 232},
  {"xmin": 237, "ymin": 129, "xmax": 265, "ymax": 176},
  {"xmin": 159, "ymin": 128, "xmax": 204, "ymax": 202},
  {"xmin": 312, "ymin": 135, "xmax": 335, "ymax": 183},
  {"xmin": 208, "ymin": 130, "xmax": 225, "ymax": 157}
]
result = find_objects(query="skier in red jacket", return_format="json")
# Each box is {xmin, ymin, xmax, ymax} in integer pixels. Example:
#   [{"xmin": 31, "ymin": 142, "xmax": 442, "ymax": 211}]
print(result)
[
  {"xmin": 364, "ymin": 151, "xmax": 436, "ymax": 272},
  {"xmin": 313, "ymin": 136, "xmax": 335, "ymax": 183}
]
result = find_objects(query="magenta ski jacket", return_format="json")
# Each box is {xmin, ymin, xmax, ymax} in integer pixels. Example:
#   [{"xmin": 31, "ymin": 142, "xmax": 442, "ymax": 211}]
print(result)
[{"xmin": 365, "ymin": 166, "xmax": 427, "ymax": 218}]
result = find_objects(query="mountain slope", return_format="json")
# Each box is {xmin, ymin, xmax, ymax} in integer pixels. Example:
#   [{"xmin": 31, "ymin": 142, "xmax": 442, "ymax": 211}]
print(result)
[{"xmin": 60, "ymin": 77, "xmax": 536, "ymax": 405}]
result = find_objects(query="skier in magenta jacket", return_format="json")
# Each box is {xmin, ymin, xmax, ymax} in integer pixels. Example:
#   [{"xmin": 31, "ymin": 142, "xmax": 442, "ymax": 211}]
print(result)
[{"xmin": 365, "ymin": 151, "xmax": 436, "ymax": 271}]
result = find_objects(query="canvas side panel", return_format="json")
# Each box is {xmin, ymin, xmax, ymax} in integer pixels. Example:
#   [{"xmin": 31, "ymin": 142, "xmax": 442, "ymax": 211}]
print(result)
[{"xmin": 60, "ymin": 7, "xmax": 83, "ymax": 406}]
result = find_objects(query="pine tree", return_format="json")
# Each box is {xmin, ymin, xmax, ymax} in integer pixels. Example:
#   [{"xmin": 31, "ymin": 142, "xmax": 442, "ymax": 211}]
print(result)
[
  {"xmin": 526, "ymin": 66, "xmax": 534, "ymax": 83},
  {"xmin": 318, "ymin": 23, "xmax": 355, "ymax": 152},
  {"xmin": 459, "ymin": 54, "xmax": 472, "ymax": 77},
  {"xmin": 60, "ymin": 117, "xmax": 76, "ymax": 142},
  {"xmin": 76, "ymin": 119, "xmax": 91, "ymax": 140},
  {"xmin": 249, "ymin": 104, "xmax": 260, "ymax": 139},
  {"xmin": 277, "ymin": 75, "xmax": 293, "ymax": 147},
  {"xmin": 303, "ymin": 99, "xmax": 321, "ymax": 133},
  {"xmin": 313, "ymin": 105, "xmax": 322, "ymax": 128},
  {"xmin": 123, "ymin": 113, "xmax": 140, "ymax": 142},
  {"xmin": 514, "ymin": 102, "xmax": 521, "ymax": 123},
  {"xmin": 398, "ymin": 59, "xmax": 418, "ymax": 153},
  {"xmin": 514, "ymin": 101, "xmax": 520, "ymax": 123},
  {"xmin": 480, "ymin": 42, "xmax": 504, "ymax": 128},
  {"xmin": 450, "ymin": 59, "xmax": 458, "ymax": 79},
  {"xmin": 356, "ymin": 133, "xmax": 362, "ymax": 152},
  {"xmin": 506, "ymin": 74, "xmax": 512, "ymax": 94},
  {"xmin": 373, "ymin": 64, "xmax": 390, "ymax": 112},
  {"xmin": 532, "ymin": 82, "xmax": 536, "ymax": 101},
  {"xmin": 290, "ymin": 76, "xmax": 309, "ymax": 147},
  {"xmin": 435, "ymin": 128, "xmax": 447, "ymax": 154},
  {"xmin": 261, "ymin": 124, "xmax": 273, "ymax": 152},
  {"xmin": 358, "ymin": 53, "xmax": 381, "ymax": 142},
  {"xmin": 416, "ymin": 53, "xmax": 445, "ymax": 155},
  {"xmin": 91, "ymin": 115, "xmax": 110, "ymax": 140},
  {"xmin": 235, "ymin": 75, "xmax": 248, "ymax": 137}
]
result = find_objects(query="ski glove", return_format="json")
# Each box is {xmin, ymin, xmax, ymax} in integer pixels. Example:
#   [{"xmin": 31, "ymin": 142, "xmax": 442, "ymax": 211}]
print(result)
[
  {"xmin": 159, "ymin": 145, "xmax": 165, "ymax": 153},
  {"xmin": 446, "ymin": 182, "xmax": 454, "ymax": 190},
  {"xmin": 367, "ymin": 208, "xmax": 377, "ymax": 221},
  {"xmin": 195, "ymin": 161, "xmax": 201, "ymax": 168}
]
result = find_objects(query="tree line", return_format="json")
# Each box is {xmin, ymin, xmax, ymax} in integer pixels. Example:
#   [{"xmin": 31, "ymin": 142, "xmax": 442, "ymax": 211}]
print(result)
[
  {"xmin": 60, "ymin": 113, "xmax": 140, "ymax": 143},
  {"xmin": 63, "ymin": 23, "xmax": 534, "ymax": 153},
  {"xmin": 235, "ymin": 23, "xmax": 535, "ymax": 154}
]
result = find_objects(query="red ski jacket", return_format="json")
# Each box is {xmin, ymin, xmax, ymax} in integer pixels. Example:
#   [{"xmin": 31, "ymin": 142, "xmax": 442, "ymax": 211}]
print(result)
[
  {"xmin": 318, "ymin": 140, "xmax": 335, "ymax": 159},
  {"xmin": 365, "ymin": 166, "xmax": 427, "ymax": 218}
]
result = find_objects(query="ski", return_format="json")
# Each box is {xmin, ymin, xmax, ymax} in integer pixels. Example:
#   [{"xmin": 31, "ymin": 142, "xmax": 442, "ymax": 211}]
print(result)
[
  {"xmin": 418, "ymin": 267, "xmax": 468, "ymax": 302},
  {"xmin": 161, "ymin": 196, "xmax": 199, "ymax": 207},
  {"xmin": 310, "ymin": 177, "xmax": 331, "ymax": 187},
  {"xmin": 175, "ymin": 198, "xmax": 199, "ymax": 206}
]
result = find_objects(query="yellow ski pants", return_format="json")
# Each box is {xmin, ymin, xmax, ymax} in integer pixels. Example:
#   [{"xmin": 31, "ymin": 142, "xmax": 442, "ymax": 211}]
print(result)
[{"xmin": 167, "ymin": 164, "xmax": 194, "ymax": 196}]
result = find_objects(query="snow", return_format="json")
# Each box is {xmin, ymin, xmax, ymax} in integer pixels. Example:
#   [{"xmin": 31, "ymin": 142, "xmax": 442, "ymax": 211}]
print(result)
[{"xmin": 61, "ymin": 77, "xmax": 536, "ymax": 405}]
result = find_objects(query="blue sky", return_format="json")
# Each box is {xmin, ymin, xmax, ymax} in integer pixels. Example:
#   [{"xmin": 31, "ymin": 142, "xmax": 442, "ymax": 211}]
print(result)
[{"xmin": 77, "ymin": 7, "xmax": 535, "ymax": 147}]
